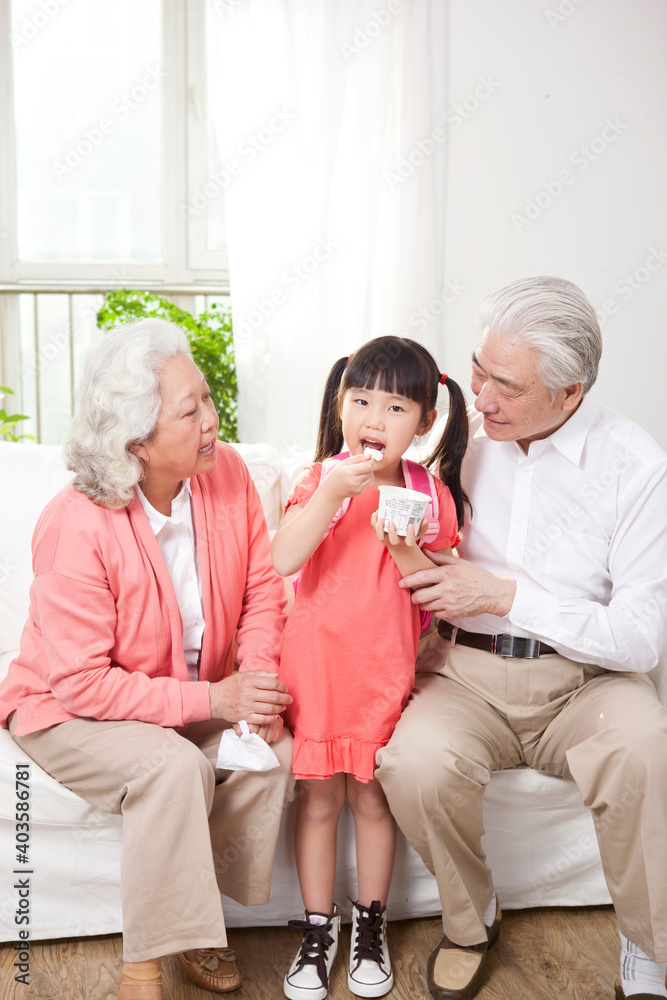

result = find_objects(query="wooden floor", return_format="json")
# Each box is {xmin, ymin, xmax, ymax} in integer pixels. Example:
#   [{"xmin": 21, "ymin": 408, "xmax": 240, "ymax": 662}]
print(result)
[{"xmin": 1, "ymin": 906, "xmax": 622, "ymax": 1000}]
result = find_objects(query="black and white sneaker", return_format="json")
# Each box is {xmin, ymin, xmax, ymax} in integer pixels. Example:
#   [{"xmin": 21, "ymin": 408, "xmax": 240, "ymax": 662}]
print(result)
[
  {"xmin": 347, "ymin": 899, "xmax": 393, "ymax": 998},
  {"xmin": 283, "ymin": 905, "xmax": 341, "ymax": 1000}
]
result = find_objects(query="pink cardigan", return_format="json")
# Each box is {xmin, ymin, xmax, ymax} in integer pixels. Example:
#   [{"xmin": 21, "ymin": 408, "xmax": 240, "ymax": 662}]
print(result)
[{"xmin": 0, "ymin": 444, "xmax": 286, "ymax": 736}]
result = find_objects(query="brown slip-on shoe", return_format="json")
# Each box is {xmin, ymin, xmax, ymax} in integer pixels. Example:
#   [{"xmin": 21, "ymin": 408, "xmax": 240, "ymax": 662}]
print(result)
[
  {"xmin": 426, "ymin": 899, "xmax": 501, "ymax": 1000},
  {"xmin": 177, "ymin": 948, "xmax": 242, "ymax": 993},
  {"xmin": 615, "ymin": 984, "xmax": 667, "ymax": 999}
]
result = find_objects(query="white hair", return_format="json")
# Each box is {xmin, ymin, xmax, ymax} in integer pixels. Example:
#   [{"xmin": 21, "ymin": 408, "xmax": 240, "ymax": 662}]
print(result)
[
  {"xmin": 479, "ymin": 276, "xmax": 603, "ymax": 396},
  {"xmin": 63, "ymin": 318, "xmax": 192, "ymax": 507}
]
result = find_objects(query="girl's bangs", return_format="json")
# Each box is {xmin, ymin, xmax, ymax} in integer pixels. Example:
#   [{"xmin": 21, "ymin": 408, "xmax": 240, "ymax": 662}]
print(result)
[{"xmin": 345, "ymin": 343, "xmax": 425, "ymax": 403}]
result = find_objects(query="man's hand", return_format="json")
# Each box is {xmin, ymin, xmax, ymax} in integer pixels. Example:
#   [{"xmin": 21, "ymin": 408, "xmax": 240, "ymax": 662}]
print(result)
[
  {"xmin": 400, "ymin": 552, "xmax": 517, "ymax": 618},
  {"xmin": 209, "ymin": 671, "xmax": 292, "ymax": 727}
]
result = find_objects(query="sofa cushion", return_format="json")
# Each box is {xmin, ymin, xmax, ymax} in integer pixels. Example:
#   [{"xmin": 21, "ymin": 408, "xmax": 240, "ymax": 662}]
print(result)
[
  {"xmin": 0, "ymin": 443, "xmax": 73, "ymax": 657},
  {"xmin": 229, "ymin": 442, "xmax": 282, "ymax": 531}
]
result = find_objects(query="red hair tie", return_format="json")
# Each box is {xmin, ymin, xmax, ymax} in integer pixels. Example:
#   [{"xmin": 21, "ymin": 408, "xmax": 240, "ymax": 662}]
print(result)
[
  {"xmin": 439, "ymin": 373, "xmax": 448, "ymax": 385},
  {"xmin": 348, "ymin": 353, "xmax": 354, "ymax": 363}
]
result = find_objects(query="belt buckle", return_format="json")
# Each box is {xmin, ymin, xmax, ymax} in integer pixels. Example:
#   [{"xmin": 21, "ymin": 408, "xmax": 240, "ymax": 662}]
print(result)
[
  {"xmin": 498, "ymin": 635, "xmax": 541, "ymax": 659},
  {"xmin": 437, "ymin": 620, "xmax": 453, "ymax": 642}
]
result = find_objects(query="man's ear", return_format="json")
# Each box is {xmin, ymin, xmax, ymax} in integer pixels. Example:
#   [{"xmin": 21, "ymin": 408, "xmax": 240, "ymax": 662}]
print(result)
[
  {"xmin": 562, "ymin": 383, "xmax": 584, "ymax": 413},
  {"xmin": 419, "ymin": 408, "xmax": 438, "ymax": 436}
]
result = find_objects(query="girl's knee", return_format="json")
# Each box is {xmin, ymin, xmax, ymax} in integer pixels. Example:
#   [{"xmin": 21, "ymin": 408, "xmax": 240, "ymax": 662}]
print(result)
[
  {"xmin": 274, "ymin": 728, "xmax": 294, "ymax": 769},
  {"xmin": 347, "ymin": 776, "xmax": 392, "ymax": 823},
  {"xmin": 296, "ymin": 776, "xmax": 346, "ymax": 823}
]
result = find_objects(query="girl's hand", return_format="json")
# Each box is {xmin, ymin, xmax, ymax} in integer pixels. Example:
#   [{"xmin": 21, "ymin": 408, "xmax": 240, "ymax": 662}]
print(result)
[
  {"xmin": 321, "ymin": 453, "xmax": 375, "ymax": 505},
  {"xmin": 372, "ymin": 514, "xmax": 449, "ymax": 578},
  {"xmin": 235, "ymin": 715, "xmax": 284, "ymax": 744},
  {"xmin": 371, "ymin": 512, "xmax": 427, "ymax": 548}
]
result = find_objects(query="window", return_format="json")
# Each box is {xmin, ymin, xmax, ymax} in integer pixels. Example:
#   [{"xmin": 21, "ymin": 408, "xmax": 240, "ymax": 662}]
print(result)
[
  {"xmin": 0, "ymin": 0, "xmax": 230, "ymax": 441},
  {"xmin": 13, "ymin": 0, "xmax": 164, "ymax": 267}
]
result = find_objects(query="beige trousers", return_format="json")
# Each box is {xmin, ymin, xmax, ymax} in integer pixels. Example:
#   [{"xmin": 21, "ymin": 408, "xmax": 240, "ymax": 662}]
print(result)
[
  {"xmin": 375, "ymin": 641, "xmax": 667, "ymax": 961},
  {"xmin": 10, "ymin": 715, "xmax": 294, "ymax": 962}
]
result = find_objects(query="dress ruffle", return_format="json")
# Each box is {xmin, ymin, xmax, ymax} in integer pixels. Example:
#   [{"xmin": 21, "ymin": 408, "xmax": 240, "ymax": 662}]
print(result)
[{"xmin": 291, "ymin": 732, "xmax": 387, "ymax": 784}]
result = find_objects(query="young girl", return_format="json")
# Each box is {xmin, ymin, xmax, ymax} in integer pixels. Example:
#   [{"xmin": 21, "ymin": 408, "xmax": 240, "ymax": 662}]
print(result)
[{"xmin": 272, "ymin": 336, "xmax": 468, "ymax": 1000}]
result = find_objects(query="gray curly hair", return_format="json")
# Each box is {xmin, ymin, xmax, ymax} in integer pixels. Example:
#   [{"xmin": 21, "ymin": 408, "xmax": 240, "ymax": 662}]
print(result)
[
  {"xmin": 479, "ymin": 276, "xmax": 603, "ymax": 396},
  {"xmin": 63, "ymin": 318, "xmax": 192, "ymax": 507}
]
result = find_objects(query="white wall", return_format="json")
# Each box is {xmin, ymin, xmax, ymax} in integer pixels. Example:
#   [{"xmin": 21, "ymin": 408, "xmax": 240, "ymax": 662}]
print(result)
[{"xmin": 436, "ymin": 0, "xmax": 667, "ymax": 447}]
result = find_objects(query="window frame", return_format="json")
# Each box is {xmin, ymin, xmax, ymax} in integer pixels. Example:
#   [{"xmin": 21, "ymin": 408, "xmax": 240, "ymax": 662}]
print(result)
[
  {"xmin": 185, "ymin": 0, "xmax": 230, "ymax": 275},
  {"xmin": 0, "ymin": 0, "xmax": 229, "ymax": 289}
]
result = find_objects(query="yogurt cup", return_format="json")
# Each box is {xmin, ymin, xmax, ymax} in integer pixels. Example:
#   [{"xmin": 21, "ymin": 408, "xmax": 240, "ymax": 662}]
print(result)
[{"xmin": 378, "ymin": 485, "xmax": 430, "ymax": 537}]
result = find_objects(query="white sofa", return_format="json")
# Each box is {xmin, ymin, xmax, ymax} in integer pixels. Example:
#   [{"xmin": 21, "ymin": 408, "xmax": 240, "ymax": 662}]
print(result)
[{"xmin": 4, "ymin": 439, "xmax": 657, "ymax": 942}]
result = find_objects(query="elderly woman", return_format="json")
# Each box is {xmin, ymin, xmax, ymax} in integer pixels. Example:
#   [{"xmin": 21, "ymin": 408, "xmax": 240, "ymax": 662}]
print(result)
[{"xmin": 0, "ymin": 319, "xmax": 293, "ymax": 1000}]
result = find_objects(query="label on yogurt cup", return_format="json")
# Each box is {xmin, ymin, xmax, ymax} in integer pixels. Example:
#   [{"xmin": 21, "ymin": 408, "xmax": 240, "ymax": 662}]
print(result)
[{"xmin": 378, "ymin": 485, "xmax": 429, "ymax": 536}]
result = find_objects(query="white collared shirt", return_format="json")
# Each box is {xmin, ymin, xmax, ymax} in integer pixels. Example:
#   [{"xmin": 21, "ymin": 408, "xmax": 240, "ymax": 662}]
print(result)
[
  {"xmin": 136, "ymin": 480, "xmax": 204, "ymax": 682},
  {"xmin": 449, "ymin": 394, "xmax": 667, "ymax": 672}
]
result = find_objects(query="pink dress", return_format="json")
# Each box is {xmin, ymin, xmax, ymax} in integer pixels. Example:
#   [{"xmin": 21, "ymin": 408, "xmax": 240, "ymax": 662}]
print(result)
[{"xmin": 279, "ymin": 464, "xmax": 459, "ymax": 782}]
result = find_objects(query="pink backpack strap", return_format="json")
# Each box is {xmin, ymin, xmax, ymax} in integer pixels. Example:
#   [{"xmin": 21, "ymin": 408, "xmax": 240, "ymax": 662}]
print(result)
[
  {"xmin": 401, "ymin": 459, "xmax": 440, "ymax": 545},
  {"xmin": 401, "ymin": 459, "xmax": 440, "ymax": 634}
]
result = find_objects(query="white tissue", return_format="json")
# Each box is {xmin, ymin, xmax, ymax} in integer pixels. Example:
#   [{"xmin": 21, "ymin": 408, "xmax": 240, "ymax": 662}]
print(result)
[{"xmin": 216, "ymin": 719, "xmax": 280, "ymax": 771}]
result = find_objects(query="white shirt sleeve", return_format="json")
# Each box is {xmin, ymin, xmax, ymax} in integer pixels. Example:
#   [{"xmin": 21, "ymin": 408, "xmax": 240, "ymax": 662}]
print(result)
[{"xmin": 510, "ymin": 462, "xmax": 667, "ymax": 672}]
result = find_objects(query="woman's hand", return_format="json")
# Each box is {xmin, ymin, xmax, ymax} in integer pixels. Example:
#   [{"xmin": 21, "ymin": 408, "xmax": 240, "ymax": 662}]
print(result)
[{"xmin": 209, "ymin": 671, "xmax": 292, "ymax": 727}]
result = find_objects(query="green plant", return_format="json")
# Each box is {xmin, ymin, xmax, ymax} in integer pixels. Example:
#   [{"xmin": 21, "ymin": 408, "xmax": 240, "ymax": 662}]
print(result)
[
  {"xmin": 97, "ymin": 290, "xmax": 238, "ymax": 442},
  {"xmin": 0, "ymin": 386, "xmax": 36, "ymax": 442}
]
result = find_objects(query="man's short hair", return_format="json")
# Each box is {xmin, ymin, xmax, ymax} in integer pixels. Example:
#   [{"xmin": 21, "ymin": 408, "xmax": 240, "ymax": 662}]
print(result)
[{"xmin": 479, "ymin": 276, "xmax": 603, "ymax": 396}]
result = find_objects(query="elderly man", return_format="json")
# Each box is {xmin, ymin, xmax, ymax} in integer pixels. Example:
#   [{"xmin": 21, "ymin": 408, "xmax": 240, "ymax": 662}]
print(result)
[{"xmin": 376, "ymin": 276, "xmax": 667, "ymax": 1000}]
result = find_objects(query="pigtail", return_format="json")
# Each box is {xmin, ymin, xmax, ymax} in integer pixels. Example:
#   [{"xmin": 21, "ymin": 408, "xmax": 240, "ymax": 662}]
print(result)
[
  {"xmin": 425, "ymin": 376, "xmax": 471, "ymax": 528},
  {"xmin": 315, "ymin": 357, "xmax": 348, "ymax": 461}
]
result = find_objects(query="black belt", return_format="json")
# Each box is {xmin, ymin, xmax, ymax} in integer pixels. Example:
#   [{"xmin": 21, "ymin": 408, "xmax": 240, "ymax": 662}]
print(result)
[{"xmin": 437, "ymin": 621, "xmax": 557, "ymax": 659}]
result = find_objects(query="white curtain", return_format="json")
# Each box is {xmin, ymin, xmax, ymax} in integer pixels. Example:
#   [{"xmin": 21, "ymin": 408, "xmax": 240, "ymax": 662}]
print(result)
[{"xmin": 210, "ymin": 0, "xmax": 448, "ymax": 449}]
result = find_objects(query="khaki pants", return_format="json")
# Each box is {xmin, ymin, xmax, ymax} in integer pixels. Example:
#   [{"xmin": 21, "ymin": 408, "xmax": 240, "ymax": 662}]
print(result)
[
  {"xmin": 10, "ymin": 716, "xmax": 294, "ymax": 962},
  {"xmin": 375, "ymin": 642, "xmax": 667, "ymax": 961}
]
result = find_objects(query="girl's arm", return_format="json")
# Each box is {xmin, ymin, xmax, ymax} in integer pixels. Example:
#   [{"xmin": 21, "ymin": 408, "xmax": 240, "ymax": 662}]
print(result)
[{"xmin": 272, "ymin": 454, "xmax": 375, "ymax": 576}]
